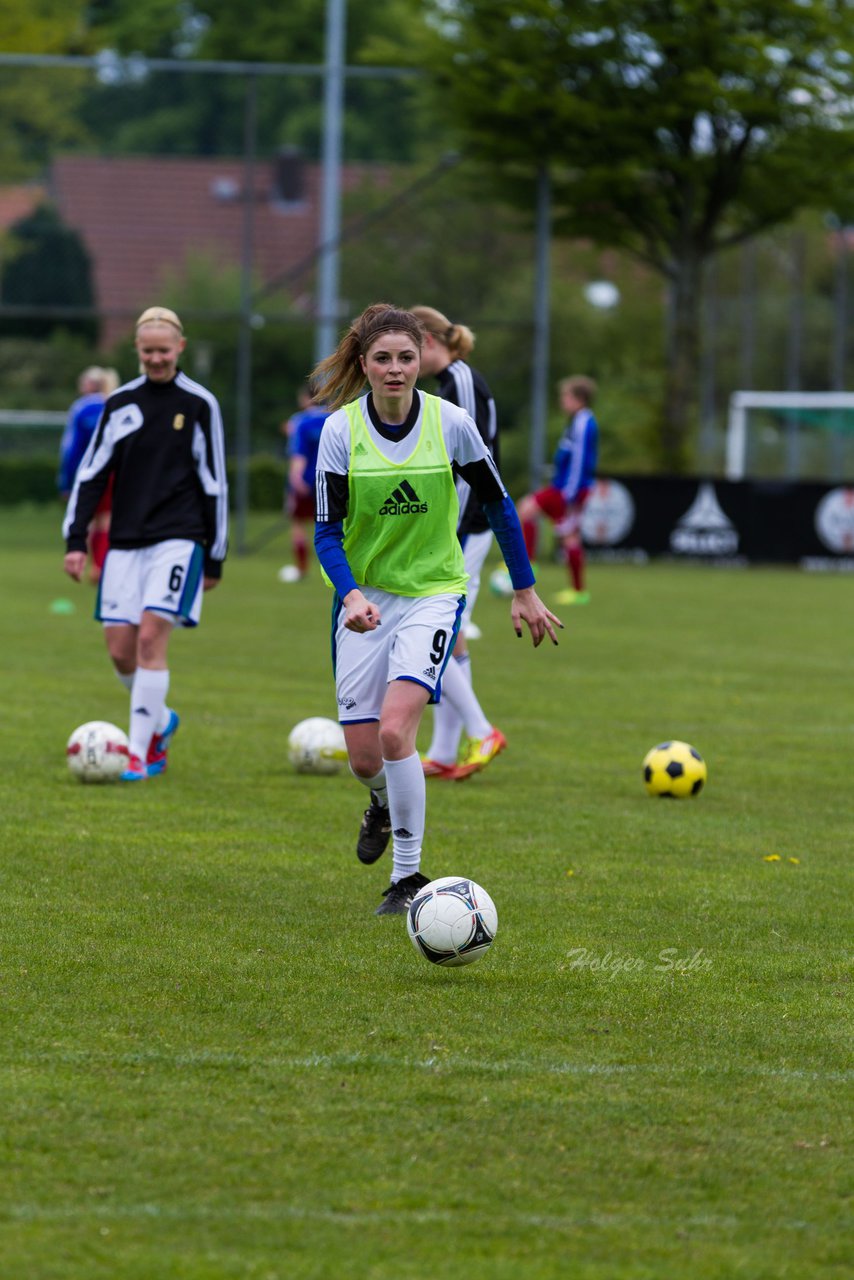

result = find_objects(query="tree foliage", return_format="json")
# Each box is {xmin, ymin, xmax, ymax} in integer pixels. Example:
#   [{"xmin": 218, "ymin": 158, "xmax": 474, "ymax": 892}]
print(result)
[
  {"xmin": 0, "ymin": 205, "xmax": 96, "ymax": 343},
  {"xmin": 0, "ymin": 0, "xmax": 94, "ymax": 177},
  {"xmin": 77, "ymin": 0, "xmax": 426, "ymax": 162},
  {"xmin": 416, "ymin": 0, "xmax": 854, "ymax": 258},
  {"xmin": 408, "ymin": 0, "xmax": 854, "ymax": 465}
]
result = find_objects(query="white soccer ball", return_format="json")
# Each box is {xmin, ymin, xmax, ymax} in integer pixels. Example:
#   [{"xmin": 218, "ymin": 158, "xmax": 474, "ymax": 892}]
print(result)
[
  {"xmin": 406, "ymin": 876, "xmax": 498, "ymax": 967},
  {"xmin": 287, "ymin": 716, "xmax": 348, "ymax": 775},
  {"xmin": 489, "ymin": 566, "xmax": 514, "ymax": 598},
  {"xmin": 66, "ymin": 720, "xmax": 129, "ymax": 783}
]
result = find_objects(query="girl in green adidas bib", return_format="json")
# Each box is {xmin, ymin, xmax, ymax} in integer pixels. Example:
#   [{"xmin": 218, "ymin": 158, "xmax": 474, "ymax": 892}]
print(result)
[{"xmin": 312, "ymin": 303, "xmax": 562, "ymax": 916}]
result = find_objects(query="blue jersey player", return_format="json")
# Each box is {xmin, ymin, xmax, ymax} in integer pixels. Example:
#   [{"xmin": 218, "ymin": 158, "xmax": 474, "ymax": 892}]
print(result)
[
  {"xmin": 58, "ymin": 366, "xmax": 120, "ymax": 583},
  {"xmin": 518, "ymin": 375, "xmax": 598, "ymax": 605},
  {"xmin": 279, "ymin": 387, "xmax": 327, "ymax": 583}
]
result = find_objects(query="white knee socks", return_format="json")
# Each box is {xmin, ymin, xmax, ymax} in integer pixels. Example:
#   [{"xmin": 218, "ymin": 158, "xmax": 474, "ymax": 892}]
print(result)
[
  {"xmin": 428, "ymin": 654, "xmax": 491, "ymax": 764},
  {"xmin": 129, "ymin": 667, "xmax": 170, "ymax": 762},
  {"xmin": 383, "ymin": 752, "xmax": 425, "ymax": 882}
]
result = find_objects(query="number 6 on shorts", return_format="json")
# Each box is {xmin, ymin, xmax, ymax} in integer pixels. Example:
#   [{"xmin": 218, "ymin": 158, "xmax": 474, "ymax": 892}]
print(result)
[{"xmin": 97, "ymin": 539, "xmax": 206, "ymax": 627}]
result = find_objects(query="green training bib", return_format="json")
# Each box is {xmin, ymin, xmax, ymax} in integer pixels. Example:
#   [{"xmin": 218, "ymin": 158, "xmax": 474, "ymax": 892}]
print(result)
[{"xmin": 341, "ymin": 394, "xmax": 467, "ymax": 597}]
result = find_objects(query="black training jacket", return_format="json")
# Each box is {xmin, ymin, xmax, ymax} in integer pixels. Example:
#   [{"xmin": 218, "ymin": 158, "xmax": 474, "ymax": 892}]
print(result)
[{"xmin": 63, "ymin": 370, "xmax": 228, "ymax": 577}]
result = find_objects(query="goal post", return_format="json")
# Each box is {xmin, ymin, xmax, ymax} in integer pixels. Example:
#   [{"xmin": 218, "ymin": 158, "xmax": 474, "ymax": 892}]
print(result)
[
  {"xmin": 0, "ymin": 409, "xmax": 67, "ymax": 456},
  {"xmin": 726, "ymin": 391, "xmax": 854, "ymax": 481}
]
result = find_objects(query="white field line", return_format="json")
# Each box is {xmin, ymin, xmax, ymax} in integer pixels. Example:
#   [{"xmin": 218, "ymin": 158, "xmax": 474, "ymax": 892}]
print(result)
[
  {"xmin": 3, "ymin": 1202, "xmax": 787, "ymax": 1233},
  {"xmin": 4, "ymin": 1049, "xmax": 851, "ymax": 1082}
]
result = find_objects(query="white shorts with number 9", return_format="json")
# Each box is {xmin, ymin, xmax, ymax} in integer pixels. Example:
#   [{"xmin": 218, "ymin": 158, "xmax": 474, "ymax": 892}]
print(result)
[
  {"xmin": 96, "ymin": 539, "xmax": 206, "ymax": 628},
  {"xmin": 333, "ymin": 588, "xmax": 465, "ymax": 723}
]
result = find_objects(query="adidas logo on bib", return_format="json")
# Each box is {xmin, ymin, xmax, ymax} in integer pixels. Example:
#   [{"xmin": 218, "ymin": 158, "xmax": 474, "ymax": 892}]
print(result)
[{"xmin": 378, "ymin": 479, "xmax": 428, "ymax": 516}]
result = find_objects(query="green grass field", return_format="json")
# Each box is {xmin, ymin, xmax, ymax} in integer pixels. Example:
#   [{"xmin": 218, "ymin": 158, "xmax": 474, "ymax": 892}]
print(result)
[{"xmin": 1, "ymin": 506, "xmax": 851, "ymax": 1279}]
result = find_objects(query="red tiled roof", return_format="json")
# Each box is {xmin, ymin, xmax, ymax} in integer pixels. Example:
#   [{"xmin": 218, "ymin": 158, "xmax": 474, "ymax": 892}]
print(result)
[{"xmin": 49, "ymin": 154, "xmax": 387, "ymax": 348}]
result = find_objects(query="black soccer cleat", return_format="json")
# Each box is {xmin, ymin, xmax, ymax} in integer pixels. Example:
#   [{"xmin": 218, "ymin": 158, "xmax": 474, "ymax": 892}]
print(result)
[
  {"xmin": 356, "ymin": 791, "xmax": 392, "ymax": 864},
  {"xmin": 374, "ymin": 871, "xmax": 430, "ymax": 917}
]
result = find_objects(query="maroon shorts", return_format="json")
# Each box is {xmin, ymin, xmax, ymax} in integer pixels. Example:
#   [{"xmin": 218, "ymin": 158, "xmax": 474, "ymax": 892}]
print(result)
[
  {"xmin": 287, "ymin": 490, "xmax": 316, "ymax": 521},
  {"xmin": 533, "ymin": 485, "xmax": 568, "ymax": 522},
  {"xmin": 534, "ymin": 485, "xmax": 590, "ymax": 536}
]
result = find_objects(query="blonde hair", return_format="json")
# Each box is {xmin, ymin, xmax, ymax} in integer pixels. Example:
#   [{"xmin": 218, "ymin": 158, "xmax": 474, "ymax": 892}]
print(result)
[
  {"xmin": 79, "ymin": 365, "xmax": 120, "ymax": 396},
  {"xmin": 135, "ymin": 306, "xmax": 184, "ymax": 336},
  {"xmin": 410, "ymin": 305, "xmax": 475, "ymax": 361},
  {"xmin": 79, "ymin": 365, "xmax": 104, "ymax": 391},
  {"xmin": 309, "ymin": 303, "xmax": 424, "ymax": 410},
  {"xmin": 559, "ymin": 375, "xmax": 597, "ymax": 405}
]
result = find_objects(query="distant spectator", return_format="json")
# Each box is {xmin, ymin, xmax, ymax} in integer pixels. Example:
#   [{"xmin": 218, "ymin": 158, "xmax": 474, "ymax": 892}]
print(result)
[{"xmin": 58, "ymin": 366, "xmax": 121, "ymax": 583}]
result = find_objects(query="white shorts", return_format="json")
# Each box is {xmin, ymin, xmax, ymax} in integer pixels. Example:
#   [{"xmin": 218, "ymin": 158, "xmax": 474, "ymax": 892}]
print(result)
[
  {"xmin": 333, "ymin": 588, "xmax": 465, "ymax": 723},
  {"xmin": 96, "ymin": 540, "xmax": 206, "ymax": 628},
  {"xmin": 459, "ymin": 529, "xmax": 492, "ymax": 626}
]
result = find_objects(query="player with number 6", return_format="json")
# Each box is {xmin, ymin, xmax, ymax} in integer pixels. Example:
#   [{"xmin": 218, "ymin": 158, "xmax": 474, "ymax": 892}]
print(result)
[{"xmin": 62, "ymin": 306, "xmax": 228, "ymax": 780}]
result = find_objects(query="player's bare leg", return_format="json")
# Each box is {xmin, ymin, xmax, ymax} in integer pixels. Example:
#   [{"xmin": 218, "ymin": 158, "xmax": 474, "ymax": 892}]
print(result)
[
  {"xmin": 374, "ymin": 680, "xmax": 431, "ymax": 915},
  {"xmin": 345, "ymin": 720, "xmax": 392, "ymax": 866}
]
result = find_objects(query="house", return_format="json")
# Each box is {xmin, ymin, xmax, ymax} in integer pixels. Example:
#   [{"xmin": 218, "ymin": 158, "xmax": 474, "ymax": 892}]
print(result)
[{"xmin": 44, "ymin": 153, "xmax": 385, "ymax": 348}]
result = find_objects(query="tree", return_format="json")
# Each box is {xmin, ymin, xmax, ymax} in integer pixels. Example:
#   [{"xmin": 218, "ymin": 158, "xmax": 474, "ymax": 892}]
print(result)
[
  {"xmin": 0, "ymin": 0, "xmax": 94, "ymax": 177},
  {"xmin": 0, "ymin": 205, "xmax": 97, "ymax": 343},
  {"xmin": 80, "ymin": 0, "xmax": 428, "ymax": 162},
  {"xmin": 407, "ymin": 0, "xmax": 854, "ymax": 468}
]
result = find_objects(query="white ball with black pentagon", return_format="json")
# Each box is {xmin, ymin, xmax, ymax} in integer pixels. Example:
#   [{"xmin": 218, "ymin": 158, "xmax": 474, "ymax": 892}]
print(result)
[
  {"xmin": 406, "ymin": 876, "xmax": 498, "ymax": 967},
  {"xmin": 643, "ymin": 740, "xmax": 707, "ymax": 798},
  {"xmin": 287, "ymin": 716, "xmax": 348, "ymax": 775},
  {"xmin": 66, "ymin": 720, "xmax": 129, "ymax": 782}
]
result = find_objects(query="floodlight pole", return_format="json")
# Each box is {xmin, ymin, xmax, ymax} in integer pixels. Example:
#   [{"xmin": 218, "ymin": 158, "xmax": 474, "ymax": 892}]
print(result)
[
  {"xmin": 831, "ymin": 227, "xmax": 849, "ymax": 478},
  {"xmin": 699, "ymin": 255, "xmax": 718, "ymax": 470},
  {"xmin": 785, "ymin": 231, "xmax": 806, "ymax": 479},
  {"xmin": 235, "ymin": 74, "xmax": 259, "ymax": 556},
  {"xmin": 528, "ymin": 165, "xmax": 552, "ymax": 489},
  {"xmin": 315, "ymin": 0, "xmax": 346, "ymax": 363},
  {"xmin": 739, "ymin": 240, "xmax": 757, "ymax": 390}
]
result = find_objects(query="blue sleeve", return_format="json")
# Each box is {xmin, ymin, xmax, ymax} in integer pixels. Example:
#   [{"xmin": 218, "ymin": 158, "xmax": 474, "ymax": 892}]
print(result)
[
  {"xmin": 483, "ymin": 496, "xmax": 535, "ymax": 590},
  {"xmin": 290, "ymin": 420, "xmax": 310, "ymax": 459},
  {"xmin": 59, "ymin": 415, "xmax": 92, "ymax": 493},
  {"xmin": 582, "ymin": 421, "xmax": 598, "ymax": 488},
  {"xmin": 314, "ymin": 520, "xmax": 358, "ymax": 597},
  {"xmin": 551, "ymin": 443, "xmax": 571, "ymax": 491},
  {"xmin": 65, "ymin": 434, "xmax": 90, "ymax": 491},
  {"xmin": 58, "ymin": 437, "xmax": 77, "ymax": 494}
]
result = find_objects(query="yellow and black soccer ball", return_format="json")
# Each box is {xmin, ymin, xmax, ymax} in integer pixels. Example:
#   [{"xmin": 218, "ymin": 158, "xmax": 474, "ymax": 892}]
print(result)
[{"xmin": 643, "ymin": 740, "xmax": 707, "ymax": 798}]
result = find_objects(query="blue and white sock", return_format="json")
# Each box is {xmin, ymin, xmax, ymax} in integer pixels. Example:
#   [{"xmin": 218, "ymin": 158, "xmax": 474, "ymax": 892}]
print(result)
[{"xmin": 129, "ymin": 667, "xmax": 169, "ymax": 761}]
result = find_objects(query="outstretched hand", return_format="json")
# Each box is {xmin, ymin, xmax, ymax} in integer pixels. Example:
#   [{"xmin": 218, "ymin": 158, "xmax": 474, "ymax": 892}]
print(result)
[{"xmin": 511, "ymin": 586, "xmax": 563, "ymax": 648}]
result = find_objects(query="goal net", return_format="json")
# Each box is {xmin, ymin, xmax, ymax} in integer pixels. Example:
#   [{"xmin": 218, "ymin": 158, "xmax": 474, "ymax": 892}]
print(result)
[{"xmin": 726, "ymin": 391, "xmax": 854, "ymax": 482}]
